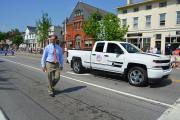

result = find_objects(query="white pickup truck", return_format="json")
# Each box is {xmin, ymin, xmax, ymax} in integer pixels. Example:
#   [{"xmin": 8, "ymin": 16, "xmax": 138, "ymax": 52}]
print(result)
[{"xmin": 67, "ymin": 41, "xmax": 171, "ymax": 86}]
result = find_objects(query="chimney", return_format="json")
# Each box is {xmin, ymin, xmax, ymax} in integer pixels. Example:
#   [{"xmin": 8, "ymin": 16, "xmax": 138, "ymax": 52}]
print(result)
[{"xmin": 127, "ymin": 0, "xmax": 133, "ymax": 5}]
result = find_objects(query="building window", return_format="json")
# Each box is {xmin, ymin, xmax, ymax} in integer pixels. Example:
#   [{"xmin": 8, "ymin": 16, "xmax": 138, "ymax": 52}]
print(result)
[
  {"xmin": 143, "ymin": 38, "xmax": 151, "ymax": 52},
  {"xmin": 74, "ymin": 9, "xmax": 83, "ymax": 17},
  {"xmin": 177, "ymin": 0, "xmax": 180, "ymax": 4},
  {"xmin": 133, "ymin": 17, "xmax": 138, "ymax": 29},
  {"xmin": 177, "ymin": 37, "xmax": 180, "ymax": 43},
  {"xmin": 146, "ymin": 5, "xmax": 152, "ymax": 10},
  {"xmin": 177, "ymin": 31, "xmax": 180, "ymax": 35},
  {"xmin": 122, "ymin": 19, "xmax": 127, "ymax": 27},
  {"xmin": 177, "ymin": 11, "xmax": 180, "ymax": 24},
  {"xmin": 165, "ymin": 37, "xmax": 170, "ymax": 43},
  {"xmin": 159, "ymin": 1, "xmax": 167, "ymax": 7},
  {"xmin": 122, "ymin": 9, "xmax": 127, "ymax": 14},
  {"xmin": 134, "ymin": 7, "xmax": 139, "ymax": 12},
  {"xmin": 84, "ymin": 40, "xmax": 92, "ymax": 48},
  {"xmin": 156, "ymin": 34, "xmax": 161, "ymax": 39},
  {"xmin": 74, "ymin": 22, "xmax": 79, "ymax": 30},
  {"xmin": 146, "ymin": 15, "xmax": 151, "ymax": 27},
  {"xmin": 160, "ymin": 13, "xmax": 166, "ymax": 26}
]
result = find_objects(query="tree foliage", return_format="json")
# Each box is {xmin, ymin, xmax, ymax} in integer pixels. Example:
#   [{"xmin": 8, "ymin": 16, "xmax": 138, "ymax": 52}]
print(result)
[
  {"xmin": 103, "ymin": 14, "xmax": 128, "ymax": 41},
  {"xmin": 0, "ymin": 28, "xmax": 23, "ymax": 47},
  {"xmin": 83, "ymin": 12, "xmax": 128, "ymax": 41},
  {"xmin": 36, "ymin": 13, "xmax": 51, "ymax": 43},
  {"xmin": 12, "ymin": 35, "xmax": 23, "ymax": 47},
  {"xmin": 0, "ymin": 32, "xmax": 7, "ymax": 41},
  {"xmin": 10, "ymin": 29, "xmax": 23, "ymax": 47},
  {"xmin": 83, "ymin": 12, "xmax": 102, "ymax": 41}
]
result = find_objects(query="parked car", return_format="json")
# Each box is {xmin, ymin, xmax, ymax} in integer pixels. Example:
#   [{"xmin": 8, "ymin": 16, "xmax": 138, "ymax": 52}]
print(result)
[{"xmin": 67, "ymin": 41, "xmax": 172, "ymax": 86}]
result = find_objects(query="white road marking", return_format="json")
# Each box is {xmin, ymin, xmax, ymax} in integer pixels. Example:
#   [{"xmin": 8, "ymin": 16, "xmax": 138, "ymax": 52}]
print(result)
[
  {"xmin": 66, "ymin": 71, "xmax": 90, "ymax": 76},
  {"xmin": 0, "ymin": 58, "xmax": 174, "ymax": 108}
]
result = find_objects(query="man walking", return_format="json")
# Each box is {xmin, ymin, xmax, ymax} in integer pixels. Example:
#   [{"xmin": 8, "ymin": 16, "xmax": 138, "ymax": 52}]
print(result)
[{"xmin": 41, "ymin": 35, "xmax": 64, "ymax": 97}]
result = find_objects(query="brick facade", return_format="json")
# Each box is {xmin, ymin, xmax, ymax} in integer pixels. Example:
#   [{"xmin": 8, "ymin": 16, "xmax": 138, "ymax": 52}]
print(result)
[
  {"xmin": 65, "ymin": 2, "xmax": 109, "ymax": 50},
  {"xmin": 66, "ymin": 15, "xmax": 94, "ymax": 49}
]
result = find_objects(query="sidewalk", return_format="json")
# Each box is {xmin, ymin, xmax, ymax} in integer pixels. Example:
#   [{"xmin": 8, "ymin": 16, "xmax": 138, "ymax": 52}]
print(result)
[
  {"xmin": 158, "ymin": 98, "xmax": 180, "ymax": 120},
  {"xmin": 16, "ymin": 51, "xmax": 42, "ymax": 58}
]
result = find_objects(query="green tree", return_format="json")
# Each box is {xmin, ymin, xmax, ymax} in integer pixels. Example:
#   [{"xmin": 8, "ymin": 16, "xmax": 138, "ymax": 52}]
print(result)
[
  {"xmin": 9, "ymin": 29, "xmax": 23, "ymax": 47},
  {"xmin": 0, "ymin": 32, "xmax": 6, "ymax": 41},
  {"xmin": 0, "ymin": 28, "xmax": 23, "ymax": 48},
  {"xmin": 36, "ymin": 13, "xmax": 51, "ymax": 47},
  {"xmin": 12, "ymin": 35, "xmax": 23, "ymax": 47},
  {"xmin": 103, "ymin": 14, "xmax": 128, "ymax": 41},
  {"xmin": 83, "ymin": 12, "xmax": 102, "ymax": 41},
  {"xmin": 83, "ymin": 13, "xmax": 128, "ymax": 41}
]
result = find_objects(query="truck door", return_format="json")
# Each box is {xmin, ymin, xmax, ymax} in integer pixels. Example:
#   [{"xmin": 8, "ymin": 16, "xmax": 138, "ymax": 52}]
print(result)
[
  {"xmin": 91, "ymin": 42, "xmax": 106, "ymax": 70},
  {"xmin": 104, "ymin": 43, "xmax": 125, "ymax": 73}
]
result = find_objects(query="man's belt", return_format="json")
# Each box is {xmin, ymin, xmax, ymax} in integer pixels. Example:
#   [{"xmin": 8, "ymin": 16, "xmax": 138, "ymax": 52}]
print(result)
[{"xmin": 46, "ymin": 61, "xmax": 59, "ymax": 64}]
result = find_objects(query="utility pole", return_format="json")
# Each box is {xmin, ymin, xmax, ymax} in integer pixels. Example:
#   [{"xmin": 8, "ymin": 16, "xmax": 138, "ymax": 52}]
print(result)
[{"xmin": 64, "ymin": 17, "xmax": 67, "ymax": 52}]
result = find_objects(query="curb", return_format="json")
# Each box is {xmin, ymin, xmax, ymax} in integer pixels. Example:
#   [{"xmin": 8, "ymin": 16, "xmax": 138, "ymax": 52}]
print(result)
[
  {"xmin": 0, "ymin": 107, "xmax": 9, "ymax": 120},
  {"xmin": 158, "ymin": 98, "xmax": 180, "ymax": 120}
]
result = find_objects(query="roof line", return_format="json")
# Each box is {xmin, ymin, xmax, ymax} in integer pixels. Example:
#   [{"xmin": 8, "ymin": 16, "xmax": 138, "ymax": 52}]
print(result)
[{"xmin": 117, "ymin": 0, "xmax": 164, "ymax": 10}]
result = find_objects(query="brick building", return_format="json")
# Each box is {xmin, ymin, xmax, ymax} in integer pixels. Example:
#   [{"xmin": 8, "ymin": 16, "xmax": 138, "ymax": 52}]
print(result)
[{"xmin": 66, "ymin": 2, "xmax": 109, "ymax": 49}]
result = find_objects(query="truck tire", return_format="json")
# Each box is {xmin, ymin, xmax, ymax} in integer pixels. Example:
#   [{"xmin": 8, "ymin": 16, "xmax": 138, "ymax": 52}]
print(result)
[
  {"xmin": 72, "ymin": 60, "xmax": 83, "ymax": 74},
  {"xmin": 128, "ymin": 66, "xmax": 148, "ymax": 87}
]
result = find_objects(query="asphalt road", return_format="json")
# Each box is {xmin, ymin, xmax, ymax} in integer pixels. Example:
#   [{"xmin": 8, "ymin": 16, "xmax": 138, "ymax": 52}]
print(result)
[{"xmin": 0, "ymin": 54, "xmax": 180, "ymax": 120}]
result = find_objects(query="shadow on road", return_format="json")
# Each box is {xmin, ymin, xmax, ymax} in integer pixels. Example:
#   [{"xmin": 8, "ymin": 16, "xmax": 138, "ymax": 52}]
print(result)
[
  {"xmin": 149, "ymin": 79, "xmax": 172, "ymax": 88},
  {"xmin": 0, "ymin": 69, "xmax": 16, "ymax": 91},
  {"xmin": 91, "ymin": 70, "xmax": 127, "ymax": 82},
  {"xmin": 88, "ymin": 70, "xmax": 172, "ymax": 88},
  {"xmin": 54, "ymin": 86, "xmax": 87, "ymax": 95}
]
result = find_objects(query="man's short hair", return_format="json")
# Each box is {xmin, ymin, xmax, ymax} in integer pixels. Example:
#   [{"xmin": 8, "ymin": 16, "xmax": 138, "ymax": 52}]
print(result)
[{"xmin": 49, "ymin": 35, "xmax": 58, "ymax": 39}]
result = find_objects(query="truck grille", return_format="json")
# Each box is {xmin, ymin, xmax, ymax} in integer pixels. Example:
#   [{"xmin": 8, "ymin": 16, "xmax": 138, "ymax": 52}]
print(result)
[
  {"xmin": 154, "ymin": 60, "xmax": 170, "ymax": 63},
  {"xmin": 162, "ymin": 65, "xmax": 170, "ymax": 70}
]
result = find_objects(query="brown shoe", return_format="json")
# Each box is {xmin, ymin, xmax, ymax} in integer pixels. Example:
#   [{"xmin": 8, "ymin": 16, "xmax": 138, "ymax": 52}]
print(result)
[{"xmin": 48, "ymin": 90, "xmax": 55, "ymax": 97}]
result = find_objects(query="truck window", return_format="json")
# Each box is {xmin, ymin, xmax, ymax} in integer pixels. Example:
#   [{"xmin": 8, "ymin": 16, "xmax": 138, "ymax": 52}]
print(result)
[
  {"xmin": 95, "ymin": 43, "xmax": 105, "ymax": 52},
  {"xmin": 107, "ymin": 43, "xmax": 123, "ymax": 54},
  {"xmin": 120, "ymin": 43, "xmax": 140, "ymax": 53}
]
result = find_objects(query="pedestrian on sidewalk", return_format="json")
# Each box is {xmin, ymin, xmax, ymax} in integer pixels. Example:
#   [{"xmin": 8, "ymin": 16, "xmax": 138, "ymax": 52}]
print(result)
[
  {"xmin": 41, "ymin": 35, "xmax": 64, "ymax": 97},
  {"xmin": 171, "ymin": 53, "xmax": 177, "ymax": 68}
]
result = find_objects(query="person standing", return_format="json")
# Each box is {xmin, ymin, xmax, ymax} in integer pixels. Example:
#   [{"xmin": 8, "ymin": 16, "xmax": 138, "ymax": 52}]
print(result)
[{"xmin": 41, "ymin": 35, "xmax": 64, "ymax": 97}]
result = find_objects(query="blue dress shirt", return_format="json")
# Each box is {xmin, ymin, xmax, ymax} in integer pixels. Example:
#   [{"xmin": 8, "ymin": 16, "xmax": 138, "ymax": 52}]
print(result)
[{"xmin": 41, "ymin": 43, "xmax": 64, "ymax": 68}]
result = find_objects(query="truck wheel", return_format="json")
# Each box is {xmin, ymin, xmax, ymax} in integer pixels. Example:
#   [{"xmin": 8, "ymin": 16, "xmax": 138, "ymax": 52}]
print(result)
[
  {"xmin": 128, "ymin": 67, "xmax": 148, "ymax": 87},
  {"xmin": 73, "ymin": 60, "xmax": 83, "ymax": 74}
]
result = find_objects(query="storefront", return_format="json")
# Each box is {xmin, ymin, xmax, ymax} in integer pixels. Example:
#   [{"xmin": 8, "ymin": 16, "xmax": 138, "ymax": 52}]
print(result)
[
  {"xmin": 165, "ymin": 35, "xmax": 180, "ymax": 55},
  {"xmin": 126, "ymin": 33, "xmax": 151, "ymax": 52}
]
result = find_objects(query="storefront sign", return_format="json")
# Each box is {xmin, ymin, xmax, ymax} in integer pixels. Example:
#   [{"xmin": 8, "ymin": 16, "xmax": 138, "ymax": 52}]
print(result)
[{"xmin": 127, "ymin": 33, "xmax": 142, "ymax": 37}]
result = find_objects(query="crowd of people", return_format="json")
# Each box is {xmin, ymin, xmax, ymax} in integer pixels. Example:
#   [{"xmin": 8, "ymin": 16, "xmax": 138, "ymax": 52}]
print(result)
[{"xmin": 0, "ymin": 46, "xmax": 15, "ymax": 56}]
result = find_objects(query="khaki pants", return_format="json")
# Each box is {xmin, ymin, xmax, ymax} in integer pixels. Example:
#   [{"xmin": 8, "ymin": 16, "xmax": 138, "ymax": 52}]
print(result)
[{"xmin": 46, "ymin": 62, "xmax": 60, "ymax": 92}]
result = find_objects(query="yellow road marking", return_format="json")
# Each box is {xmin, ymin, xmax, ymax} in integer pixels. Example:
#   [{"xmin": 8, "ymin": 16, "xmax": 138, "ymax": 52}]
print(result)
[{"xmin": 169, "ymin": 77, "xmax": 180, "ymax": 83}]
